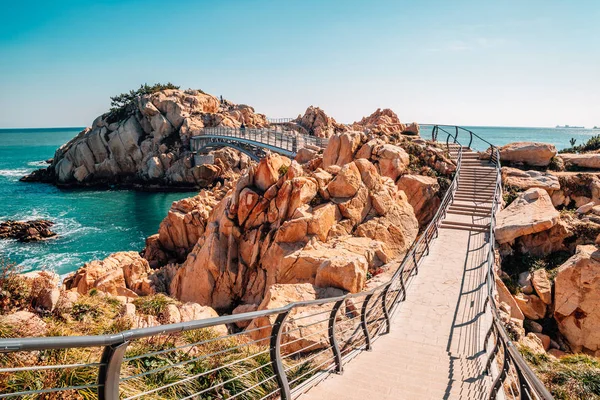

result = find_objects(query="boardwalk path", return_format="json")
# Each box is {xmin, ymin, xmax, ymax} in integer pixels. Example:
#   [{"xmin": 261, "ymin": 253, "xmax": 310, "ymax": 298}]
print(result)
[{"xmin": 298, "ymin": 145, "xmax": 496, "ymax": 400}]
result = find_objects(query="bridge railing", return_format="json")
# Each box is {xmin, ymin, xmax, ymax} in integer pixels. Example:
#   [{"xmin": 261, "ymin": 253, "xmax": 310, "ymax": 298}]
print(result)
[
  {"xmin": 1, "ymin": 130, "xmax": 465, "ymax": 399},
  {"xmin": 433, "ymin": 125, "xmax": 553, "ymax": 400},
  {"xmin": 267, "ymin": 118, "xmax": 295, "ymax": 124},
  {"xmin": 192, "ymin": 126, "xmax": 329, "ymax": 156}
]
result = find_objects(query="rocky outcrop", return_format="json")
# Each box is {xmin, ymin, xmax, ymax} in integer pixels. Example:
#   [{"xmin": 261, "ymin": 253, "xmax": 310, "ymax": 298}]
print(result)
[
  {"xmin": 495, "ymin": 188, "xmax": 560, "ymax": 244},
  {"xmin": 168, "ymin": 132, "xmax": 419, "ymax": 310},
  {"xmin": 0, "ymin": 220, "xmax": 57, "ymax": 242},
  {"xmin": 351, "ymin": 108, "xmax": 419, "ymax": 136},
  {"xmin": 64, "ymin": 251, "xmax": 154, "ymax": 298},
  {"xmin": 498, "ymin": 142, "xmax": 557, "ymax": 167},
  {"xmin": 501, "ymin": 167, "xmax": 560, "ymax": 194},
  {"xmin": 22, "ymin": 89, "xmax": 263, "ymax": 188},
  {"xmin": 560, "ymin": 153, "xmax": 600, "ymax": 170},
  {"xmin": 554, "ymin": 245, "xmax": 600, "ymax": 355},
  {"xmin": 294, "ymin": 106, "xmax": 345, "ymax": 138}
]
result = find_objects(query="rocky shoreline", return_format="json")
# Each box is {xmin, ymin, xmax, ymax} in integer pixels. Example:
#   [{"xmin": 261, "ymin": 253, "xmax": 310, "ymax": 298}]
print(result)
[{"xmin": 0, "ymin": 220, "xmax": 57, "ymax": 242}]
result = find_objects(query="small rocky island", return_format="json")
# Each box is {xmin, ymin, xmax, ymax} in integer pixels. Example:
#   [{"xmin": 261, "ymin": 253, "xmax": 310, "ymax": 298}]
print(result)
[{"xmin": 0, "ymin": 220, "xmax": 56, "ymax": 242}]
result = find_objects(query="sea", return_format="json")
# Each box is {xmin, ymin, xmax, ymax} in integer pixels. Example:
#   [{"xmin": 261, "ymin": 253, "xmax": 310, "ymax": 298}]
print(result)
[
  {"xmin": 0, "ymin": 128, "xmax": 195, "ymax": 276},
  {"xmin": 0, "ymin": 125, "xmax": 598, "ymax": 276}
]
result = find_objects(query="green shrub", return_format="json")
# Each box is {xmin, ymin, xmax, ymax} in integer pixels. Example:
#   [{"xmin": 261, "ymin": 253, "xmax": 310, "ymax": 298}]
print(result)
[
  {"xmin": 133, "ymin": 293, "xmax": 175, "ymax": 317},
  {"xmin": 106, "ymin": 83, "xmax": 180, "ymax": 123}
]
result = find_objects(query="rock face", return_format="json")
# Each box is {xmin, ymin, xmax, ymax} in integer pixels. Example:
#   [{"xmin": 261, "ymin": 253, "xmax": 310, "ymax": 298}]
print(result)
[
  {"xmin": 396, "ymin": 175, "xmax": 441, "ymax": 225},
  {"xmin": 143, "ymin": 184, "xmax": 230, "ymax": 266},
  {"xmin": 501, "ymin": 167, "xmax": 560, "ymax": 194},
  {"xmin": 22, "ymin": 89, "xmax": 263, "ymax": 188},
  {"xmin": 554, "ymin": 245, "xmax": 600, "ymax": 355},
  {"xmin": 560, "ymin": 153, "xmax": 600, "ymax": 170},
  {"xmin": 168, "ymin": 132, "xmax": 419, "ymax": 310},
  {"xmin": 498, "ymin": 142, "xmax": 557, "ymax": 167},
  {"xmin": 246, "ymin": 283, "xmax": 345, "ymax": 353},
  {"xmin": 495, "ymin": 188, "xmax": 560, "ymax": 244},
  {"xmin": 0, "ymin": 220, "xmax": 57, "ymax": 242},
  {"xmin": 64, "ymin": 251, "xmax": 154, "ymax": 298}
]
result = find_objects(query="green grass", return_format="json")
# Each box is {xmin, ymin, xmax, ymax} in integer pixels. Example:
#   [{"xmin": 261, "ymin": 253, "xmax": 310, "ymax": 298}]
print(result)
[
  {"xmin": 133, "ymin": 293, "xmax": 175, "ymax": 317},
  {"xmin": 520, "ymin": 348, "xmax": 600, "ymax": 399}
]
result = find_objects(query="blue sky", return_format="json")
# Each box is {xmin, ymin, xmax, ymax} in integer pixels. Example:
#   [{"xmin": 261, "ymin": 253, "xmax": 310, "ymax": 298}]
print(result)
[{"xmin": 0, "ymin": 0, "xmax": 598, "ymax": 128}]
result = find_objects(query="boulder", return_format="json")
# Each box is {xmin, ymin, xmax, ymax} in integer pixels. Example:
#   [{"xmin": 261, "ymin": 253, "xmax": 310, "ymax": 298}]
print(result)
[
  {"xmin": 516, "ymin": 219, "xmax": 571, "ymax": 257},
  {"xmin": 255, "ymin": 154, "xmax": 289, "ymax": 192},
  {"xmin": 520, "ymin": 332, "xmax": 546, "ymax": 354},
  {"xmin": 36, "ymin": 288, "xmax": 60, "ymax": 312},
  {"xmin": 396, "ymin": 174, "xmax": 440, "ymax": 225},
  {"xmin": 560, "ymin": 153, "xmax": 600, "ymax": 170},
  {"xmin": 533, "ymin": 333, "xmax": 551, "ymax": 351},
  {"xmin": 373, "ymin": 144, "xmax": 410, "ymax": 181},
  {"xmin": 0, "ymin": 219, "xmax": 57, "ymax": 242},
  {"xmin": 0, "ymin": 311, "xmax": 47, "ymax": 337},
  {"xmin": 246, "ymin": 283, "xmax": 345, "ymax": 353},
  {"xmin": 554, "ymin": 245, "xmax": 600, "ymax": 355},
  {"xmin": 495, "ymin": 277, "xmax": 525, "ymax": 321},
  {"xmin": 495, "ymin": 188, "xmax": 560, "ymax": 244},
  {"xmin": 232, "ymin": 304, "xmax": 258, "ymax": 329},
  {"xmin": 514, "ymin": 293, "xmax": 546, "ymax": 320},
  {"xmin": 531, "ymin": 269, "xmax": 552, "ymax": 305},
  {"xmin": 327, "ymin": 162, "xmax": 362, "ymax": 198},
  {"xmin": 499, "ymin": 142, "xmax": 557, "ymax": 167},
  {"xmin": 501, "ymin": 167, "xmax": 560, "ymax": 194}
]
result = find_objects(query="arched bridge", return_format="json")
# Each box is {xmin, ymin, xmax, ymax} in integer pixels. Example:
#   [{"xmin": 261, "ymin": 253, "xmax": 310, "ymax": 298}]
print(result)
[
  {"xmin": 0, "ymin": 126, "xmax": 554, "ymax": 400},
  {"xmin": 190, "ymin": 126, "xmax": 328, "ymax": 161}
]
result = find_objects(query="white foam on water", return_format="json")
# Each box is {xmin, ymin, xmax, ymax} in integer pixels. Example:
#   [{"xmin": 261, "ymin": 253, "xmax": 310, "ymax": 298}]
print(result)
[
  {"xmin": 0, "ymin": 168, "xmax": 31, "ymax": 180},
  {"xmin": 27, "ymin": 160, "xmax": 49, "ymax": 167}
]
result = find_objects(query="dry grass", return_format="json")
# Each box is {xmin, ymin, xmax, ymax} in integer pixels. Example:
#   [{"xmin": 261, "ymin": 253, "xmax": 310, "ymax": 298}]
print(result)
[{"xmin": 521, "ymin": 347, "xmax": 600, "ymax": 399}]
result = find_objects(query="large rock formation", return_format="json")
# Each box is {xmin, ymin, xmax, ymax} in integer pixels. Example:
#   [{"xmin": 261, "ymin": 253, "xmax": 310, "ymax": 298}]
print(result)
[
  {"xmin": 554, "ymin": 245, "xmax": 600, "ymax": 355},
  {"xmin": 495, "ymin": 188, "xmax": 560, "ymax": 244},
  {"xmin": 498, "ymin": 142, "xmax": 557, "ymax": 167},
  {"xmin": 168, "ymin": 132, "xmax": 419, "ymax": 310},
  {"xmin": 22, "ymin": 89, "xmax": 263, "ymax": 188},
  {"xmin": 396, "ymin": 175, "xmax": 441, "ymax": 225}
]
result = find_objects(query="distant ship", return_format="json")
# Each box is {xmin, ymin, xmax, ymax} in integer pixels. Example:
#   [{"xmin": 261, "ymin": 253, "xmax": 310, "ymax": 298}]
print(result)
[{"xmin": 556, "ymin": 124, "xmax": 585, "ymax": 129}]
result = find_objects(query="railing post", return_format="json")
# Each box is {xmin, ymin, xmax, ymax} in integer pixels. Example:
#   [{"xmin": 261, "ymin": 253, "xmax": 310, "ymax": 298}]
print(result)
[
  {"xmin": 412, "ymin": 251, "xmax": 419, "ymax": 275},
  {"xmin": 381, "ymin": 286, "xmax": 392, "ymax": 334},
  {"xmin": 270, "ymin": 310, "xmax": 292, "ymax": 400},
  {"xmin": 454, "ymin": 126, "xmax": 458, "ymax": 143},
  {"xmin": 98, "ymin": 341, "xmax": 129, "ymax": 400},
  {"xmin": 360, "ymin": 294, "xmax": 374, "ymax": 351},
  {"xmin": 468, "ymin": 131, "xmax": 473, "ymax": 149},
  {"xmin": 328, "ymin": 300, "xmax": 344, "ymax": 374}
]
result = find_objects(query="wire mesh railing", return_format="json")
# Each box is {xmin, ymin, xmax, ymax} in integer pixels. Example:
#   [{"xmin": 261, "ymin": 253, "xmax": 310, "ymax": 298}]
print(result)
[{"xmin": 190, "ymin": 127, "xmax": 329, "ymax": 159}]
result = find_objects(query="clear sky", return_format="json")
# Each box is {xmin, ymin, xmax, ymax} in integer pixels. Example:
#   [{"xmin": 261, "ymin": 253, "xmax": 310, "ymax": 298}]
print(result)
[{"xmin": 0, "ymin": 0, "xmax": 598, "ymax": 128}]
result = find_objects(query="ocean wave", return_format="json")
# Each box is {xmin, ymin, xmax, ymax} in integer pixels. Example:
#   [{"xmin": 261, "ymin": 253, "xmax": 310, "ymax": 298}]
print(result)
[
  {"xmin": 0, "ymin": 168, "xmax": 31, "ymax": 179},
  {"xmin": 27, "ymin": 160, "xmax": 49, "ymax": 167}
]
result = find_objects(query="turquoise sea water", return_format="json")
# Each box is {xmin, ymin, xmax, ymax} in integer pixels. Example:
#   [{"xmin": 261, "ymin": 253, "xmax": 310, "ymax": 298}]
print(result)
[
  {"xmin": 422, "ymin": 125, "xmax": 600, "ymax": 151},
  {"xmin": 0, "ymin": 128, "xmax": 195, "ymax": 276},
  {"xmin": 0, "ymin": 125, "xmax": 598, "ymax": 276}
]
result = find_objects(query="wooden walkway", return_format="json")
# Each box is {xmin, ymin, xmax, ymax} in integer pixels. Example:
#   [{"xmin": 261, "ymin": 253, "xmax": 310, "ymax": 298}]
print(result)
[{"xmin": 298, "ymin": 145, "xmax": 496, "ymax": 400}]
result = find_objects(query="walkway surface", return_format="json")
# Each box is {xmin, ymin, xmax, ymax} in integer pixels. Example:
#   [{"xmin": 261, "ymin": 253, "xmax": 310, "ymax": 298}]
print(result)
[{"xmin": 298, "ymin": 145, "xmax": 496, "ymax": 400}]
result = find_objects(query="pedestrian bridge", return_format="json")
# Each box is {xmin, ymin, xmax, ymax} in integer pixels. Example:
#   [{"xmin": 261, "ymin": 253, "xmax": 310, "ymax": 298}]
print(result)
[
  {"xmin": 0, "ymin": 126, "xmax": 553, "ymax": 400},
  {"xmin": 190, "ymin": 126, "xmax": 328, "ymax": 161}
]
